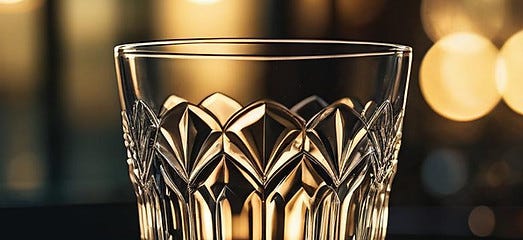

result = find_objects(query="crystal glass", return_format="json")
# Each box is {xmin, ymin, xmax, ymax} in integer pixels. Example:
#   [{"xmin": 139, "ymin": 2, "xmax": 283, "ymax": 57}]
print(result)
[{"xmin": 114, "ymin": 39, "xmax": 412, "ymax": 240}]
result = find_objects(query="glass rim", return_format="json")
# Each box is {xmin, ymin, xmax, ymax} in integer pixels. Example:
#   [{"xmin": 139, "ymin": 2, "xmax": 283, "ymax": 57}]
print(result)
[{"xmin": 114, "ymin": 38, "xmax": 412, "ymax": 61}]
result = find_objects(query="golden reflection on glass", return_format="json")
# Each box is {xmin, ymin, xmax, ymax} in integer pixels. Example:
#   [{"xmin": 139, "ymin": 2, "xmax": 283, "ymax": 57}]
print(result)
[
  {"xmin": 289, "ymin": 0, "xmax": 329, "ymax": 36},
  {"xmin": 61, "ymin": 0, "xmax": 119, "ymax": 128},
  {"xmin": 498, "ymin": 30, "xmax": 523, "ymax": 115},
  {"xmin": 420, "ymin": 32, "xmax": 501, "ymax": 121},
  {"xmin": 232, "ymin": 216, "xmax": 248, "ymax": 240},
  {"xmin": 468, "ymin": 206, "xmax": 496, "ymax": 237},
  {"xmin": 281, "ymin": 188, "xmax": 309, "ymax": 240},
  {"xmin": 161, "ymin": 59, "xmax": 263, "ymax": 105},
  {"xmin": 5, "ymin": 152, "xmax": 45, "ymax": 192},
  {"xmin": 336, "ymin": 0, "xmax": 385, "ymax": 28},
  {"xmin": 421, "ymin": 0, "xmax": 507, "ymax": 42},
  {"xmin": 194, "ymin": 191, "xmax": 214, "ymax": 239},
  {"xmin": 217, "ymin": 198, "xmax": 232, "ymax": 239}
]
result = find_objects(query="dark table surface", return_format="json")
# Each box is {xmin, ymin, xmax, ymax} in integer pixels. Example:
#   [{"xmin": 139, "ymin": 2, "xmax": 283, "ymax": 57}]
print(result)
[{"xmin": 0, "ymin": 202, "xmax": 511, "ymax": 239}]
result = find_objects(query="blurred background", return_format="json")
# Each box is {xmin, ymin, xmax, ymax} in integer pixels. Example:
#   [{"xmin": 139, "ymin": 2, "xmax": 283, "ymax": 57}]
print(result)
[{"xmin": 1, "ymin": 0, "xmax": 522, "ymax": 238}]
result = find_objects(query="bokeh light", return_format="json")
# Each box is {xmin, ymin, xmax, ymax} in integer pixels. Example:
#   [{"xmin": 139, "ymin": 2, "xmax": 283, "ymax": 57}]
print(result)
[
  {"xmin": 468, "ymin": 206, "xmax": 496, "ymax": 237},
  {"xmin": 421, "ymin": 149, "xmax": 468, "ymax": 196},
  {"xmin": 337, "ymin": 0, "xmax": 385, "ymax": 28},
  {"xmin": 494, "ymin": 0, "xmax": 523, "ymax": 43},
  {"xmin": 421, "ymin": 0, "xmax": 506, "ymax": 42},
  {"xmin": 290, "ymin": 0, "xmax": 330, "ymax": 36},
  {"xmin": 188, "ymin": 0, "xmax": 219, "ymax": 4},
  {"xmin": 495, "ymin": 56, "xmax": 507, "ymax": 94},
  {"xmin": 154, "ymin": 0, "xmax": 262, "ymax": 104},
  {"xmin": 498, "ymin": 30, "xmax": 523, "ymax": 115},
  {"xmin": 485, "ymin": 160, "xmax": 511, "ymax": 188},
  {"xmin": 0, "ymin": 0, "xmax": 23, "ymax": 4},
  {"xmin": 0, "ymin": 0, "xmax": 40, "ymax": 96},
  {"xmin": 153, "ymin": 0, "xmax": 261, "ymax": 39},
  {"xmin": 0, "ymin": 0, "xmax": 42, "ymax": 13},
  {"xmin": 420, "ymin": 32, "xmax": 501, "ymax": 121},
  {"xmin": 5, "ymin": 152, "xmax": 45, "ymax": 193},
  {"xmin": 61, "ymin": 0, "xmax": 120, "ymax": 128}
]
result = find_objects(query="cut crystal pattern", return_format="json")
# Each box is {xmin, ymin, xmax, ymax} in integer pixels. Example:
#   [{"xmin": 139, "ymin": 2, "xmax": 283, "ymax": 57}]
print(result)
[{"xmin": 121, "ymin": 92, "xmax": 404, "ymax": 240}]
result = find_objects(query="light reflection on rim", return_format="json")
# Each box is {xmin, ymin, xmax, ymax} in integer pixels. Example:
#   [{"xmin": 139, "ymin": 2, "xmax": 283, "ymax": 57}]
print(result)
[{"xmin": 115, "ymin": 38, "xmax": 412, "ymax": 60}]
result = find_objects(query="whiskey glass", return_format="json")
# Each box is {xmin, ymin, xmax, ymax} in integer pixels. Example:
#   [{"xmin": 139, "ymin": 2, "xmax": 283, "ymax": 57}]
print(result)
[{"xmin": 114, "ymin": 39, "xmax": 412, "ymax": 240}]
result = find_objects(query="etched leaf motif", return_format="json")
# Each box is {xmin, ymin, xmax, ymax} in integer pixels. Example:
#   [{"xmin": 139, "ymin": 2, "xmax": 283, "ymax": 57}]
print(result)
[
  {"xmin": 156, "ymin": 95, "xmax": 223, "ymax": 183},
  {"xmin": 306, "ymin": 98, "xmax": 368, "ymax": 185},
  {"xmin": 122, "ymin": 100, "xmax": 159, "ymax": 186},
  {"xmin": 363, "ymin": 100, "xmax": 397, "ymax": 182},
  {"xmin": 224, "ymin": 101, "xmax": 304, "ymax": 183}
]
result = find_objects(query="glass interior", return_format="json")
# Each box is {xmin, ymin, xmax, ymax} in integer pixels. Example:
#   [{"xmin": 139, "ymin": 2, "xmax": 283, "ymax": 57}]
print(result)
[{"xmin": 115, "ymin": 39, "xmax": 411, "ymax": 115}]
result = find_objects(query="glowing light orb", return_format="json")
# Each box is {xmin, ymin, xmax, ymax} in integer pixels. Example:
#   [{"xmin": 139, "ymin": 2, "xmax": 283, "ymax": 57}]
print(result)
[
  {"xmin": 499, "ymin": 30, "xmax": 523, "ymax": 115},
  {"xmin": 0, "ymin": 0, "xmax": 23, "ymax": 4},
  {"xmin": 421, "ymin": 149, "xmax": 467, "ymax": 196},
  {"xmin": 0, "ymin": 0, "xmax": 42, "ymax": 13},
  {"xmin": 421, "ymin": 0, "xmax": 506, "ymax": 42},
  {"xmin": 420, "ymin": 32, "xmax": 501, "ymax": 121},
  {"xmin": 188, "ymin": 0, "xmax": 219, "ymax": 4},
  {"xmin": 468, "ymin": 206, "xmax": 495, "ymax": 237}
]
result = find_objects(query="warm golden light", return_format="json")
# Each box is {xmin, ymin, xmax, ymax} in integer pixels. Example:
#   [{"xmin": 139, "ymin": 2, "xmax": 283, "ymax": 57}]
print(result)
[
  {"xmin": 232, "ymin": 216, "xmax": 249, "ymax": 239},
  {"xmin": 154, "ymin": 0, "xmax": 263, "ymax": 104},
  {"xmin": 61, "ymin": 0, "xmax": 120, "ymax": 128},
  {"xmin": 285, "ymin": 190, "xmax": 308, "ymax": 240},
  {"xmin": 420, "ymin": 32, "xmax": 501, "ymax": 121},
  {"xmin": 494, "ymin": 1, "xmax": 523, "ymax": 42},
  {"xmin": 161, "ymin": 59, "xmax": 262, "ymax": 104},
  {"xmin": 421, "ymin": 0, "xmax": 506, "ymax": 42},
  {"xmin": 218, "ymin": 199, "xmax": 232, "ymax": 239},
  {"xmin": 188, "ymin": 0, "xmax": 219, "ymax": 4},
  {"xmin": 0, "ymin": 0, "xmax": 23, "ymax": 4},
  {"xmin": 495, "ymin": 57, "xmax": 507, "ymax": 94},
  {"xmin": 154, "ymin": 0, "xmax": 261, "ymax": 38},
  {"xmin": 0, "ymin": 0, "xmax": 42, "ymax": 13},
  {"xmin": 153, "ymin": 0, "xmax": 263, "ymax": 103},
  {"xmin": 499, "ymin": 30, "xmax": 523, "ymax": 115},
  {"xmin": 0, "ymin": 0, "xmax": 40, "ymax": 96}
]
